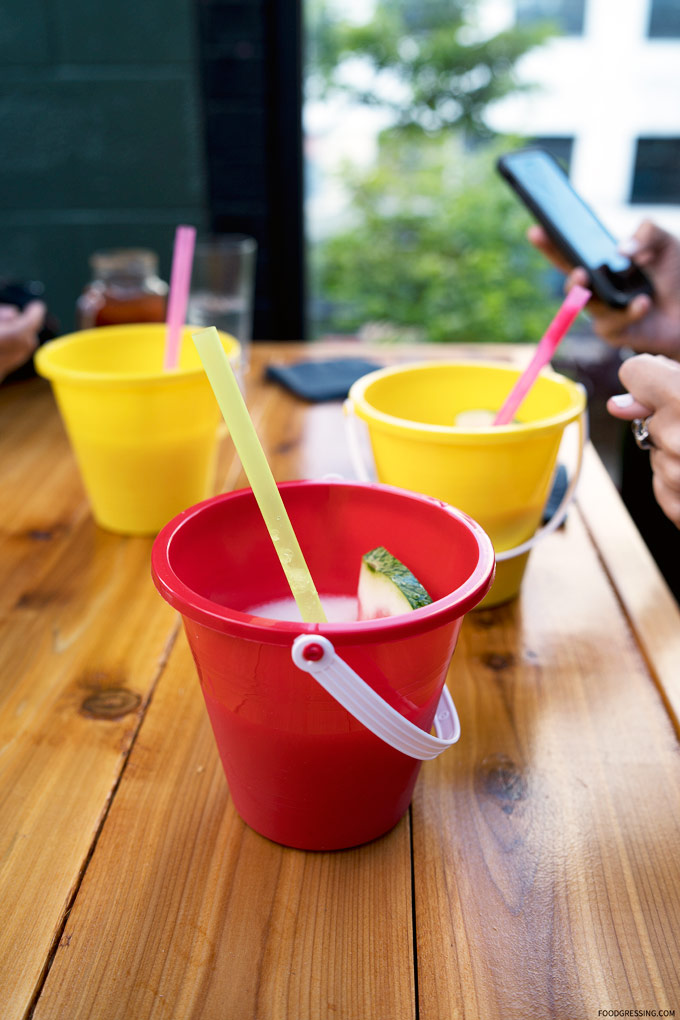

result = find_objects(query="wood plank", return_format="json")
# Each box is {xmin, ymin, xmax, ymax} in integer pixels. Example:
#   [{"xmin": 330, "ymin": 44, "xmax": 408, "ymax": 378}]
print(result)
[
  {"xmin": 577, "ymin": 443, "xmax": 680, "ymax": 733},
  {"xmin": 413, "ymin": 504, "xmax": 680, "ymax": 1017},
  {"xmin": 0, "ymin": 513, "xmax": 180, "ymax": 1020},
  {"xmin": 26, "ymin": 348, "xmax": 417, "ymax": 1018},
  {"xmin": 12, "ymin": 342, "xmax": 676, "ymax": 1020},
  {"xmin": 0, "ymin": 380, "xmax": 185, "ymax": 1020},
  {"xmin": 0, "ymin": 380, "xmax": 90, "ymax": 617},
  {"xmin": 33, "ymin": 634, "xmax": 416, "ymax": 1020}
]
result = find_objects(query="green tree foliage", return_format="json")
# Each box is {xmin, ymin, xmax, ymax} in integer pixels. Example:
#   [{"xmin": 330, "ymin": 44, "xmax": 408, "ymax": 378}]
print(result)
[
  {"xmin": 307, "ymin": 0, "xmax": 549, "ymax": 137},
  {"xmin": 306, "ymin": 1, "xmax": 558, "ymax": 342},
  {"xmin": 312, "ymin": 137, "xmax": 560, "ymax": 343}
]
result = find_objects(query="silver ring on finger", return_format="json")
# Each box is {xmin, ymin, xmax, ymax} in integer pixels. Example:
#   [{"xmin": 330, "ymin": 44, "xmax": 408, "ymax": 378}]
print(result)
[{"xmin": 632, "ymin": 416, "xmax": 656, "ymax": 451}]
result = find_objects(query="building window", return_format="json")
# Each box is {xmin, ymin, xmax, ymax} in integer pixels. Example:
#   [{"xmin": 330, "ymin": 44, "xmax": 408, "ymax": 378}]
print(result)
[
  {"xmin": 530, "ymin": 136, "xmax": 574, "ymax": 173},
  {"xmin": 515, "ymin": 0, "xmax": 585, "ymax": 35},
  {"xmin": 648, "ymin": 0, "xmax": 680, "ymax": 38},
  {"xmin": 630, "ymin": 138, "xmax": 680, "ymax": 204}
]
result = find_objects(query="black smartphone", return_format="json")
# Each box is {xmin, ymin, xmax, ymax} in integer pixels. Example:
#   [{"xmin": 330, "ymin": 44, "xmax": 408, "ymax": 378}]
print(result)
[{"xmin": 497, "ymin": 147, "xmax": 654, "ymax": 308}]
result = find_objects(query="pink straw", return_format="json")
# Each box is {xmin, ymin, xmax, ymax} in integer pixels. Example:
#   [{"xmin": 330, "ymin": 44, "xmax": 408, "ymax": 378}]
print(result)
[
  {"xmin": 492, "ymin": 285, "xmax": 591, "ymax": 426},
  {"xmin": 163, "ymin": 224, "xmax": 197, "ymax": 370}
]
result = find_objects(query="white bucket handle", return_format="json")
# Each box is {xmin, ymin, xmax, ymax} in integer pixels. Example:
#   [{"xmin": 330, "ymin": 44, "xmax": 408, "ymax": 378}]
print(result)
[
  {"xmin": 343, "ymin": 398, "xmax": 374, "ymax": 483},
  {"xmin": 343, "ymin": 398, "xmax": 588, "ymax": 564},
  {"xmin": 291, "ymin": 634, "xmax": 460, "ymax": 761},
  {"xmin": 496, "ymin": 407, "xmax": 588, "ymax": 561}
]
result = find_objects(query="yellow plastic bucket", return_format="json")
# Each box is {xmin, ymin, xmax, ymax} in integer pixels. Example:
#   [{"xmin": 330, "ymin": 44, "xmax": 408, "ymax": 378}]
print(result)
[
  {"xmin": 35, "ymin": 323, "xmax": 239, "ymax": 536},
  {"xmin": 346, "ymin": 360, "xmax": 587, "ymax": 607}
]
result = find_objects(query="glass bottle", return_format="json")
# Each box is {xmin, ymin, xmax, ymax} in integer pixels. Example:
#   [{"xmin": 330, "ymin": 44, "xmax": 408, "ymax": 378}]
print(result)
[{"xmin": 76, "ymin": 249, "xmax": 168, "ymax": 328}]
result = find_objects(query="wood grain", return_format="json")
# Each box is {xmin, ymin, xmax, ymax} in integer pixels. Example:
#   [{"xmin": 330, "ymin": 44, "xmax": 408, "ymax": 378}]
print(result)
[
  {"xmin": 577, "ymin": 444, "xmax": 680, "ymax": 735},
  {"xmin": 4, "ymin": 343, "xmax": 680, "ymax": 1020},
  {"xmin": 33, "ymin": 635, "xmax": 416, "ymax": 1020},
  {"xmin": 0, "ymin": 380, "xmax": 181, "ymax": 1020},
  {"xmin": 0, "ymin": 380, "xmax": 89, "ymax": 618},
  {"xmin": 413, "ymin": 504, "xmax": 680, "ymax": 1018}
]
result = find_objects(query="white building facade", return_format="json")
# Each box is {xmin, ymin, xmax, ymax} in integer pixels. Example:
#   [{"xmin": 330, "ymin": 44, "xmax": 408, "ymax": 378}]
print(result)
[{"xmin": 485, "ymin": 0, "xmax": 680, "ymax": 239}]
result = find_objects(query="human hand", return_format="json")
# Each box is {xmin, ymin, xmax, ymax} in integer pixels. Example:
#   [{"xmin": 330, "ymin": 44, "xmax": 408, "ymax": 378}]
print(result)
[
  {"xmin": 607, "ymin": 353, "xmax": 680, "ymax": 528},
  {"xmin": 0, "ymin": 301, "xmax": 46, "ymax": 382},
  {"xmin": 528, "ymin": 220, "xmax": 680, "ymax": 360}
]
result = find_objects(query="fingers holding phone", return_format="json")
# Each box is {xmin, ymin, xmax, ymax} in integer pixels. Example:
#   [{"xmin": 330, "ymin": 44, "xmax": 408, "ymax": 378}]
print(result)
[
  {"xmin": 620, "ymin": 219, "xmax": 678, "ymax": 268},
  {"xmin": 526, "ymin": 222, "xmax": 653, "ymax": 349},
  {"xmin": 497, "ymin": 147, "xmax": 654, "ymax": 310},
  {"xmin": 526, "ymin": 223, "xmax": 576, "ymax": 276},
  {"xmin": 524, "ymin": 211, "xmax": 680, "ymax": 359}
]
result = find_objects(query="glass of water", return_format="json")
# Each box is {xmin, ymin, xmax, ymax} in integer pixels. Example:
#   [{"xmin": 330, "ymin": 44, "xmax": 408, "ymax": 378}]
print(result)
[{"xmin": 187, "ymin": 235, "xmax": 257, "ymax": 380}]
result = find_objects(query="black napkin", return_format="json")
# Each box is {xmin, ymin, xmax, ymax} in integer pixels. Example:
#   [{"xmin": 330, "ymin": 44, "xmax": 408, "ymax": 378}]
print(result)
[{"xmin": 266, "ymin": 357, "xmax": 382, "ymax": 402}]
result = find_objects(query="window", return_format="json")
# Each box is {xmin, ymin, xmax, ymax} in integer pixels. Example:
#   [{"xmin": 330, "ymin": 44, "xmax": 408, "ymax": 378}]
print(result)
[
  {"xmin": 648, "ymin": 0, "xmax": 680, "ymax": 38},
  {"xmin": 630, "ymin": 138, "xmax": 680, "ymax": 204},
  {"xmin": 530, "ymin": 136, "xmax": 574, "ymax": 174},
  {"xmin": 515, "ymin": 0, "xmax": 585, "ymax": 35}
]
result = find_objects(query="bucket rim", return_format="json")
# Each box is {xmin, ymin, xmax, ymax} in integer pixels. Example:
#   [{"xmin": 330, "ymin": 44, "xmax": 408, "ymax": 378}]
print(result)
[
  {"xmin": 151, "ymin": 479, "xmax": 496, "ymax": 645},
  {"xmin": 348, "ymin": 359, "xmax": 586, "ymax": 442},
  {"xmin": 34, "ymin": 323, "xmax": 239, "ymax": 387}
]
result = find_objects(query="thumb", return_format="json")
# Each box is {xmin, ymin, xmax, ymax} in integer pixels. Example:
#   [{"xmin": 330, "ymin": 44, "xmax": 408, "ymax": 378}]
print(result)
[
  {"xmin": 19, "ymin": 300, "xmax": 47, "ymax": 332},
  {"xmin": 607, "ymin": 392, "xmax": 654, "ymax": 421}
]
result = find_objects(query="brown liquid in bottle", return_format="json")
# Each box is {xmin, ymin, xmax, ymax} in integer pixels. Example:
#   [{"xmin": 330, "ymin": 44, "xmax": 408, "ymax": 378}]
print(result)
[{"xmin": 77, "ymin": 249, "xmax": 168, "ymax": 328}]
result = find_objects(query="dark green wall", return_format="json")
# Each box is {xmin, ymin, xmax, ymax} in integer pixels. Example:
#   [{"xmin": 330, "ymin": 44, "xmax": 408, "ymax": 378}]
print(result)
[{"xmin": 0, "ymin": 0, "xmax": 208, "ymax": 333}]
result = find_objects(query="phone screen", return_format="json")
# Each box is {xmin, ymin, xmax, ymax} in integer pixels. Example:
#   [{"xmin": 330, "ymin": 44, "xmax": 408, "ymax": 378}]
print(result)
[{"xmin": 500, "ymin": 150, "xmax": 630, "ymax": 274}]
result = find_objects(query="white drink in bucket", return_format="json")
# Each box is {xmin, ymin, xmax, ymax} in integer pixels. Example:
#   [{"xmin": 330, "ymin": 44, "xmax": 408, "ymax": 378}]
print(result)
[{"xmin": 249, "ymin": 594, "xmax": 358, "ymax": 622}]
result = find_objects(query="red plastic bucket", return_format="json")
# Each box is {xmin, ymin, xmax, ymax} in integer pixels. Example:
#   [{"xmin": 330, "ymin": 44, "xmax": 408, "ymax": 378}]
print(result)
[{"xmin": 151, "ymin": 479, "xmax": 495, "ymax": 850}]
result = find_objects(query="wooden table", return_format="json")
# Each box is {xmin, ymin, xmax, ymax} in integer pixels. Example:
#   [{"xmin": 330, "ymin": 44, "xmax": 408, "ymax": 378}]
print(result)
[{"xmin": 2, "ymin": 342, "xmax": 679, "ymax": 1020}]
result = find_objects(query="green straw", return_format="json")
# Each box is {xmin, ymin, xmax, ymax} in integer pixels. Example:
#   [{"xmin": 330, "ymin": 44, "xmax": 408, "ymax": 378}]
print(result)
[{"xmin": 192, "ymin": 327, "xmax": 327, "ymax": 623}]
